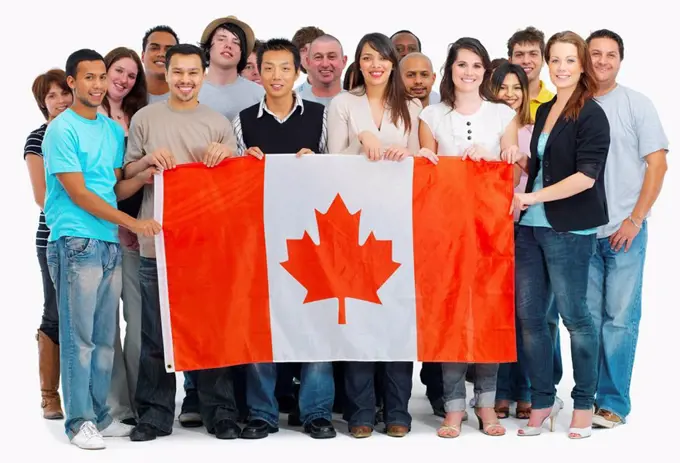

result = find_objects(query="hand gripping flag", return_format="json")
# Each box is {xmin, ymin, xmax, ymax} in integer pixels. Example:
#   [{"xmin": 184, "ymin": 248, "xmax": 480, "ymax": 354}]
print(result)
[{"xmin": 153, "ymin": 154, "xmax": 516, "ymax": 372}]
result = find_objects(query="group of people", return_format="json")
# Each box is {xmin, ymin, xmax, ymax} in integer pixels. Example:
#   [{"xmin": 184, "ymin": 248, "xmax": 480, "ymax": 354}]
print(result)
[{"xmin": 24, "ymin": 15, "xmax": 668, "ymax": 450}]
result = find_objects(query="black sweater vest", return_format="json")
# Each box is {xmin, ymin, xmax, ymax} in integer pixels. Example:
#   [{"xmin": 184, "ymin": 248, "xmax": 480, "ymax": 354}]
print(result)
[{"xmin": 239, "ymin": 100, "xmax": 324, "ymax": 154}]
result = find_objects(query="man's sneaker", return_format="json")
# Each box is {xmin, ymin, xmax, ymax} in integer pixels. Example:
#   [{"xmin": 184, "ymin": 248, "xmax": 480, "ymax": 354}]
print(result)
[
  {"xmin": 100, "ymin": 419, "xmax": 135, "ymax": 437},
  {"xmin": 179, "ymin": 390, "xmax": 202, "ymax": 428},
  {"xmin": 70, "ymin": 421, "xmax": 105, "ymax": 450},
  {"xmin": 592, "ymin": 409, "xmax": 623, "ymax": 428}
]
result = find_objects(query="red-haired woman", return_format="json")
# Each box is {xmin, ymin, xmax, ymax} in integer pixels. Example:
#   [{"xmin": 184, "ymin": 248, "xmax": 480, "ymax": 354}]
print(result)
[
  {"xmin": 512, "ymin": 31, "xmax": 610, "ymax": 439},
  {"xmin": 25, "ymin": 68, "xmax": 73, "ymax": 420}
]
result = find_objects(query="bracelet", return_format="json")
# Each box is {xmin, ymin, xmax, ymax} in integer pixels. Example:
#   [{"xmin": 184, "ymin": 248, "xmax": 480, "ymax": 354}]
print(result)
[{"xmin": 628, "ymin": 216, "xmax": 642, "ymax": 228}]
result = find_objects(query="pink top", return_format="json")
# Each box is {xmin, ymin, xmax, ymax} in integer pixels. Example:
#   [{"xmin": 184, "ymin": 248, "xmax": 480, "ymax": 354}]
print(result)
[{"xmin": 514, "ymin": 124, "xmax": 533, "ymax": 222}]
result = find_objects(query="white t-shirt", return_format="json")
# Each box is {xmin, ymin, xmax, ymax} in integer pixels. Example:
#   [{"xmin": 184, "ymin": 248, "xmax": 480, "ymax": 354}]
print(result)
[{"xmin": 419, "ymin": 100, "xmax": 516, "ymax": 159}]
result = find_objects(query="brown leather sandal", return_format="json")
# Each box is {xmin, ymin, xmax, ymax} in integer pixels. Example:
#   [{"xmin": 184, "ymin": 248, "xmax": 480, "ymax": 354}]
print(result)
[
  {"xmin": 516, "ymin": 401, "xmax": 532, "ymax": 419},
  {"xmin": 494, "ymin": 401, "xmax": 510, "ymax": 419}
]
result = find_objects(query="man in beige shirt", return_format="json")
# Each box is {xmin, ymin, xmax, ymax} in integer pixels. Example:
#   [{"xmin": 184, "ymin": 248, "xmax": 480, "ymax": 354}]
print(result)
[{"xmin": 122, "ymin": 43, "xmax": 241, "ymax": 442}]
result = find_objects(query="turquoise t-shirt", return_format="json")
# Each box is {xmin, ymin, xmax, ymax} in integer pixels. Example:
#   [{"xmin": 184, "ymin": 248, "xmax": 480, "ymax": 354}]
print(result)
[
  {"xmin": 519, "ymin": 132, "xmax": 595, "ymax": 235},
  {"xmin": 43, "ymin": 108, "xmax": 125, "ymax": 243}
]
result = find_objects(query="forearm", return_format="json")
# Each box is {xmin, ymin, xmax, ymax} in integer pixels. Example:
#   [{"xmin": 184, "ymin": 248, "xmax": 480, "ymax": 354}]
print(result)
[
  {"xmin": 631, "ymin": 164, "xmax": 667, "ymax": 221},
  {"xmin": 115, "ymin": 176, "xmax": 147, "ymax": 201},
  {"xmin": 34, "ymin": 190, "xmax": 45, "ymax": 210},
  {"xmin": 123, "ymin": 158, "xmax": 150, "ymax": 179},
  {"xmin": 517, "ymin": 155, "xmax": 529, "ymax": 173},
  {"xmin": 533, "ymin": 172, "xmax": 594, "ymax": 203},
  {"xmin": 71, "ymin": 188, "xmax": 136, "ymax": 230},
  {"xmin": 513, "ymin": 165, "xmax": 521, "ymax": 187}
]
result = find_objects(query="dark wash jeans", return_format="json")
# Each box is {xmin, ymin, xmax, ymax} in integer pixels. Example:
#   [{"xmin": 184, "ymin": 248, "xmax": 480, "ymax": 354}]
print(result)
[
  {"xmin": 134, "ymin": 257, "xmax": 238, "ymax": 434},
  {"xmin": 343, "ymin": 361, "xmax": 413, "ymax": 429},
  {"xmin": 37, "ymin": 246, "xmax": 59, "ymax": 344},
  {"xmin": 515, "ymin": 226, "xmax": 597, "ymax": 411}
]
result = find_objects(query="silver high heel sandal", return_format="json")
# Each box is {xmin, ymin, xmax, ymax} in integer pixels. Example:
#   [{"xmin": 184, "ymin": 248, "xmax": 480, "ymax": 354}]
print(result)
[
  {"xmin": 568, "ymin": 409, "xmax": 593, "ymax": 439},
  {"xmin": 517, "ymin": 401, "xmax": 561, "ymax": 436}
]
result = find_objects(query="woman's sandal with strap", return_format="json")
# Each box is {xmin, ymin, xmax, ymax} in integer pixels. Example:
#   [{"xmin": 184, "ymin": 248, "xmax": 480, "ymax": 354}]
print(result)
[
  {"xmin": 437, "ymin": 423, "xmax": 461, "ymax": 438},
  {"xmin": 475, "ymin": 409, "xmax": 506, "ymax": 436}
]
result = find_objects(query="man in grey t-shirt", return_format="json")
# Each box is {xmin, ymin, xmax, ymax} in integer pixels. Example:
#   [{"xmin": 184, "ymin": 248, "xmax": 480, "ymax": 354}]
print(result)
[
  {"xmin": 586, "ymin": 30, "xmax": 669, "ymax": 429},
  {"xmin": 297, "ymin": 34, "xmax": 346, "ymax": 107},
  {"xmin": 197, "ymin": 16, "xmax": 264, "ymax": 121}
]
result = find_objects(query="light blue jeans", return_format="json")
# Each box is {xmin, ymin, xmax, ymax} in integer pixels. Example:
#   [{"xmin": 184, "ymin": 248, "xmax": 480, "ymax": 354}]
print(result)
[
  {"xmin": 47, "ymin": 236, "xmax": 122, "ymax": 439},
  {"xmin": 587, "ymin": 221, "xmax": 647, "ymax": 421}
]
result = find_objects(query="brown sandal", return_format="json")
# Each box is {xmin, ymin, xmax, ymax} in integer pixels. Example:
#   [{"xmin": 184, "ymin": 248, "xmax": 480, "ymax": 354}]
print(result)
[
  {"xmin": 494, "ymin": 401, "xmax": 510, "ymax": 419},
  {"xmin": 516, "ymin": 401, "xmax": 532, "ymax": 419}
]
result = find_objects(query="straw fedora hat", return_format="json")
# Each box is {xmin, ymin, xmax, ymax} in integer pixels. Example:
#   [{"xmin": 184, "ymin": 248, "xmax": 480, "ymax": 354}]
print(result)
[{"xmin": 201, "ymin": 16, "xmax": 255, "ymax": 55}]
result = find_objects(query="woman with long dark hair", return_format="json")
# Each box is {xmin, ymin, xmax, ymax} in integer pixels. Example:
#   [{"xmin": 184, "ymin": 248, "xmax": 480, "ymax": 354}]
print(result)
[
  {"xmin": 98, "ymin": 46, "xmax": 148, "ymax": 425},
  {"xmin": 326, "ymin": 33, "xmax": 422, "ymax": 439},
  {"xmin": 418, "ymin": 37, "xmax": 522, "ymax": 438},
  {"xmin": 511, "ymin": 31, "xmax": 610, "ymax": 439},
  {"xmin": 328, "ymin": 32, "xmax": 421, "ymax": 159},
  {"xmin": 487, "ymin": 61, "xmax": 533, "ymax": 419},
  {"xmin": 25, "ymin": 68, "xmax": 73, "ymax": 420}
]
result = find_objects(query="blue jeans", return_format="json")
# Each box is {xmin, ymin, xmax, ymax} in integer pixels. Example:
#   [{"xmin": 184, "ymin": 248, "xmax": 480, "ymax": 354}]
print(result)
[
  {"xmin": 47, "ymin": 237, "xmax": 122, "ymax": 439},
  {"xmin": 443, "ymin": 363, "xmax": 498, "ymax": 411},
  {"xmin": 497, "ymin": 225, "xmax": 562, "ymax": 403},
  {"xmin": 246, "ymin": 362, "xmax": 333, "ymax": 427},
  {"xmin": 515, "ymin": 226, "xmax": 598, "ymax": 410},
  {"xmin": 343, "ymin": 362, "xmax": 412, "ymax": 429},
  {"xmin": 587, "ymin": 221, "xmax": 647, "ymax": 421},
  {"xmin": 134, "ymin": 257, "xmax": 239, "ymax": 433}
]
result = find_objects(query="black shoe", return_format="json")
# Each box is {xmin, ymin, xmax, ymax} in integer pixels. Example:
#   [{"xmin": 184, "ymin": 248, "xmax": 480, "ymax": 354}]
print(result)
[
  {"xmin": 278, "ymin": 395, "xmax": 297, "ymax": 414},
  {"xmin": 212, "ymin": 419, "xmax": 241, "ymax": 439},
  {"xmin": 129, "ymin": 423, "xmax": 170, "ymax": 442},
  {"xmin": 304, "ymin": 418, "xmax": 336, "ymax": 439},
  {"xmin": 240, "ymin": 419, "xmax": 278, "ymax": 439},
  {"xmin": 374, "ymin": 405, "xmax": 384, "ymax": 425},
  {"xmin": 288, "ymin": 411, "xmax": 302, "ymax": 427},
  {"xmin": 122, "ymin": 417, "xmax": 138, "ymax": 426},
  {"xmin": 179, "ymin": 389, "xmax": 202, "ymax": 428}
]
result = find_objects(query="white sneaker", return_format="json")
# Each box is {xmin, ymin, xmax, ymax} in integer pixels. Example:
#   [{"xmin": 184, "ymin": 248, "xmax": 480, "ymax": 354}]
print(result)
[
  {"xmin": 100, "ymin": 419, "xmax": 135, "ymax": 437},
  {"xmin": 71, "ymin": 421, "xmax": 105, "ymax": 450}
]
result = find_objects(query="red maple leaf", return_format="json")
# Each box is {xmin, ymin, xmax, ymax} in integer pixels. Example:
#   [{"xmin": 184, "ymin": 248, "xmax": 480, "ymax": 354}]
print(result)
[{"xmin": 280, "ymin": 194, "xmax": 401, "ymax": 325}]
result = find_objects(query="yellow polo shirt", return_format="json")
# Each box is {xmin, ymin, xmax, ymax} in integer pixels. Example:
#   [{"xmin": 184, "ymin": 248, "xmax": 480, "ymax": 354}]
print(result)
[{"xmin": 529, "ymin": 80, "xmax": 554, "ymax": 122}]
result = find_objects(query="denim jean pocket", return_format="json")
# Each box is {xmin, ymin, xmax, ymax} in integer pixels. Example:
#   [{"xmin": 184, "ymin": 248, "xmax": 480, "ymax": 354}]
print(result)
[{"xmin": 65, "ymin": 236, "xmax": 94, "ymax": 259}]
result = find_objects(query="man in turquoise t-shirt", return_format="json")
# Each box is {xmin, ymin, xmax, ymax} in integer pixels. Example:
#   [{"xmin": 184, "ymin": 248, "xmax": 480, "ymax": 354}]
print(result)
[{"xmin": 43, "ymin": 48, "xmax": 161, "ymax": 451}]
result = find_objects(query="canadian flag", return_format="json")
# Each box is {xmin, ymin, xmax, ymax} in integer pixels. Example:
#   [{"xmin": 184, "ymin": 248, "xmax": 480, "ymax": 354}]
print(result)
[{"xmin": 154, "ymin": 154, "xmax": 516, "ymax": 372}]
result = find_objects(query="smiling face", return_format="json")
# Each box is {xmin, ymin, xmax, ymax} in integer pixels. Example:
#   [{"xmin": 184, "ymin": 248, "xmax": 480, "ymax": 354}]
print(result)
[
  {"xmin": 142, "ymin": 31, "xmax": 177, "ymax": 77},
  {"xmin": 307, "ymin": 39, "xmax": 346, "ymax": 86},
  {"xmin": 359, "ymin": 42, "xmax": 392, "ymax": 88},
  {"xmin": 452, "ymin": 48, "xmax": 485, "ymax": 93},
  {"xmin": 588, "ymin": 37, "xmax": 621, "ymax": 86},
  {"xmin": 548, "ymin": 41, "xmax": 583, "ymax": 91},
  {"xmin": 510, "ymin": 42, "xmax": 543, "ymax": 84},
  {"xmin": 69, "ymin": 60, "xmax": 107, "ymax": 108},
  {"xmin": 107, "ymin": 57, "xmax": 138, "ymax": 101},
  {"xmin": 166, "ymin": 53, "xmax": 204, "ymax": 103},
  {"xmin": 260, "ymin": 49, "xmax": 298, "ymax": 98},
  {"xmin": 44, "ymin": 82, "xmax": 73, "ymax": 120},
  {"xmin": 497, "ymin": 72, "xmax": 523, "ymax": 110}
]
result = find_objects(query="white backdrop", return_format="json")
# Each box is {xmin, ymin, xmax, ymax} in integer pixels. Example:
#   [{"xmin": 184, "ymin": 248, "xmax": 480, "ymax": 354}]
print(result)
[{"xmin": 1, "ymin": 0, "xmax": 677, "ymax": 459}]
